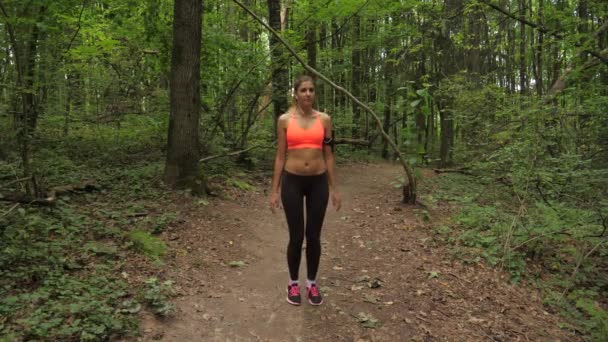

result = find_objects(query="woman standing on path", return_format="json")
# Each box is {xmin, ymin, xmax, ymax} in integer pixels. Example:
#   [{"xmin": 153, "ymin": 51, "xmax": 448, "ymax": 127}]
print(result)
[{"xmin": 269, "ymin": 74, "xmax": 342, "ymax": 306}]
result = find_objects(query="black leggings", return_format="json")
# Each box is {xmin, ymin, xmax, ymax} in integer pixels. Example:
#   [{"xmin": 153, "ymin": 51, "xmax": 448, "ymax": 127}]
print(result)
[{"xmin": 281, "ymin": 170, "xmax": 329, "ymax": 281}]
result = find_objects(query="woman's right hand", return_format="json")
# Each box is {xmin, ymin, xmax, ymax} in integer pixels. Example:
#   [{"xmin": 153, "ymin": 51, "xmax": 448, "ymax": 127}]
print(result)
[{"xmin": 269, "ymin": 192, "xmax": 280, "ymax": 213}]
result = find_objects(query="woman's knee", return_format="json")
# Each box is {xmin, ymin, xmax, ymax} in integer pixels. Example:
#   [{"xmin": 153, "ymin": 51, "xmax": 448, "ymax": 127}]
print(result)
[
  {"xmin": 289, "ymin": 235, "xmax": 305, "ymax": 249},
  {"xmin": 305, "ymin": 235, "xmax": 321, "ymax": 247}
]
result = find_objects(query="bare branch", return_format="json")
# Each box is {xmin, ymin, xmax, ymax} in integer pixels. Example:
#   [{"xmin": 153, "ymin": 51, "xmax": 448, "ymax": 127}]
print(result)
[
  {"xmin": 561, "ymin": 239, "xmax": 607, "ymax": 297},
  {"xmin": 1, "ymin": 203, "xmax": 20, "ymax": 219},
  {"xmin": 479, "ymin": 0, "xmax": 608, "ymax": 65},
  {"xmin": 199, "ymin": 145, "xmax": 271, "ymax": 163},
  {"xmin": 64, "ymin": 0, "xmax": 88, "ymax": 55}
]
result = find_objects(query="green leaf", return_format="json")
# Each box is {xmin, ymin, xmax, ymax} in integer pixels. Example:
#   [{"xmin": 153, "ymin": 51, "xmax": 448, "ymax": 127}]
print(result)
[{"xmin": 416, "ymin": 88, "xmax": 429, "ymax": 97}]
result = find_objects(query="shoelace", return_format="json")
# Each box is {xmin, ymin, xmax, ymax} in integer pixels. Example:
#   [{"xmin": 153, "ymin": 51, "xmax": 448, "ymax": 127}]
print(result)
[
  {"xmin": 308, "ymin": 285, "xmax": 319, "ymax": 297},
  {"xmin": 289, "ymin": 285, "xmax": 300, "ymax": 297}
]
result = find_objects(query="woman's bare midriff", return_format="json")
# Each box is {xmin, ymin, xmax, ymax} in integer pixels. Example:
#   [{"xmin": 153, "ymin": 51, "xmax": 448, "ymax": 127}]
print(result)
[{"xmin": 284, "ymin": 149, "xmax": 327, "ymax": 175}]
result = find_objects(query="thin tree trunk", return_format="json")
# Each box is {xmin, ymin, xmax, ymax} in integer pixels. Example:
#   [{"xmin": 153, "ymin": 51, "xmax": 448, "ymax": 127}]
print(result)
[
  {"xmin": 267, "ymin": 0, "xmax": 289, "ymax": 127},
  {"xmin": 519, "ymin": 0, "xmax": 528, "ymax": 95},
  {"xmin": 536, "ymin": 0, "xmax": 544, "ymax": 96},
  {"xmin": 351, "ymin": 14, "xmax": 362, "ymax": 139}
]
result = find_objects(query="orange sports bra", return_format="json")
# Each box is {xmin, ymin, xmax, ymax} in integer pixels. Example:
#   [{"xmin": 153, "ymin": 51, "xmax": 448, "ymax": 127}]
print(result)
[{"xmin": 286, "ymin": 111, "xmax": 324, "ymax": 150}]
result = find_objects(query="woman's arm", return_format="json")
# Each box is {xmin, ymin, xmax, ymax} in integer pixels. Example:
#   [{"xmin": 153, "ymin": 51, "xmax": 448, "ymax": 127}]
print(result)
[
  {"xmin": 270, "ymin": 115, "xmax": 288, "ymax": 212},
  {"xmin": 322, "ymin": 114, "xmax": 342, "ymax": 211}
]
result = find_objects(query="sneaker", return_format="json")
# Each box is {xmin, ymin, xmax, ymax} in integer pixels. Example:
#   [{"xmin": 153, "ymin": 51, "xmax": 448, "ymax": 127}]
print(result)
[
  {"xmin": 286, "ymin": 284, "xmax": 301, "ymax": 305},
  {"xmin": 307, "ymin": 284, "xmax": 323, "ymax": 305}
]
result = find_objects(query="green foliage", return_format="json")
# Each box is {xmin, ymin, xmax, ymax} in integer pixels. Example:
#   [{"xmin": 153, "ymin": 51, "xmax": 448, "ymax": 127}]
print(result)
[
  {"xmin": 127, "ymin": 230, "xmax": 167, "ymax": 261},
  {"xmin": 141, "ymin": 277, "xmax": 175, "ymax": 317},
  {"xmin": 227, "ymin": 178, "xmax": 254, "ymax": 191},
  {"xmin": 545, "ymin": 289, "xmax": 608, "ymax": 341},
  {"xmin": 431, "ymin": 168, "xmax": 608, "ymax": 336},
  {"xmin": 151, "ymin": 212, "xmax": 178, "ymax": 235},
  {"xmin": 0, "ymin": 121, "xmax": 182, "ymax": 340},
  {"xmin": 0, "ymin": 206, "xmax": 138, "ymax": 340}
]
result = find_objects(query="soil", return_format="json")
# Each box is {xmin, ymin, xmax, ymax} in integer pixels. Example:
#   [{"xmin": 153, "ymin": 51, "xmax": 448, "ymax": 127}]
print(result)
[{"xmin": 122, "ymin": 162, "xmax": 579, "ymax": 342}]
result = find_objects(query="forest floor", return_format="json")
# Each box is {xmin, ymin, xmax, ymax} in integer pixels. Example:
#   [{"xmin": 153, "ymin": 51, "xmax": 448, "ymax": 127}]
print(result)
[{"xmin": 120, "ymin": 162, "xmax": 579, "ymax": 342}]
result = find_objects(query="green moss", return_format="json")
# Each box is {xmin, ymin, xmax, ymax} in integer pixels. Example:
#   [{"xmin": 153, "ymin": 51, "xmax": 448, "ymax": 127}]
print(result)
[{"xmin": 127, "ymin": 230, "xmax": 167, "ymax": 261}]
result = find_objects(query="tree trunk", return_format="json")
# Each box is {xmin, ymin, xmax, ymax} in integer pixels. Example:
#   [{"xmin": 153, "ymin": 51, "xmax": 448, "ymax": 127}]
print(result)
[
  {"xmin": 2, "ymin": 4, "xmax": 47, "ymax": 196},
  {"xmin": 267, "ymin": 0, "xmax": 289, "ymax": 127},
  {"xmin": 438, "ymin": 0, "xmax": 460, "ymax": 167},
  {"xmin": 351, "ymin": 15, "xmax": 362, "ymax": 139},
  {"xmin": 535, "ymin": 0, "xmax": 544, "ymax": 96},
  {"xmin": 518, "ymin": 0, "xmax": 528, "ymax": 95},
  {"xmin": 381, "ymin": 58, "xmax": 392, "ymax": 160},
  {"xmin": 164, "ymin": 0, "xmax": 205, "ymax": 194},
  {"xmin": 306, "ymin": 22, "xmax": 317, "ymax": 71}
]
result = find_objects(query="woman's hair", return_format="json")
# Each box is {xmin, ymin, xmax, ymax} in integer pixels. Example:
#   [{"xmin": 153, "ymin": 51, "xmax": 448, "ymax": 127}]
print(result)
[
  {"xmin": 293, "ymin": 74, "xmax": 314, "ymax": 93},
  {"xmin": 290, "ymin": 74, "xmax": 315, "ymax": 110}
]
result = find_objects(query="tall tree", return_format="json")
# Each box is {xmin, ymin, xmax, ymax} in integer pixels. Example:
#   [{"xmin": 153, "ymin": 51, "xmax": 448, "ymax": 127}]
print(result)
[
  {"xmin": 351, "ymin": 14, "xmax": 362, "ymax": 139},
  {"xmin": 267, "ymin": 0, "xmax": 289, "ymax": 127},
  {"xmin": 0, "ymin": 1, "xmax": 47, "ymax": 196},
  {"xmin": 164, "ymin": 0, "xmax": 205, "ymax": 194}
]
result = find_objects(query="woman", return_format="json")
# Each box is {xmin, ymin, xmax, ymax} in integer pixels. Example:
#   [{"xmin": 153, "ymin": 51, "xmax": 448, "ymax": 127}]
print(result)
[{"xmin": 269, "ymin": 74, "xmax": 342, "ymax": 306}]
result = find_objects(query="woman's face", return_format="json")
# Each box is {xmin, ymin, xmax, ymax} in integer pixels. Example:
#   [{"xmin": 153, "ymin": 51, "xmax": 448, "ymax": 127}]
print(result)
[{"xmin": 295, "ymin": 81, "xmax": 315, "ymax": 107}]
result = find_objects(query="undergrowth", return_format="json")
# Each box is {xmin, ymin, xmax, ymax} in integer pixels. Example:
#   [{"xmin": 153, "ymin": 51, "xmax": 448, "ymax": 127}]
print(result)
[
  {"xmin": 0, "ymin": 111, "xmax": 276, "ymax": 340},
  {"xmin": 424, "ymin": 173, "xmax": 608, "ymax": 340},
  {"xmin": 0, "ymin": 119, "xmax": 184, "ymax": 340}
]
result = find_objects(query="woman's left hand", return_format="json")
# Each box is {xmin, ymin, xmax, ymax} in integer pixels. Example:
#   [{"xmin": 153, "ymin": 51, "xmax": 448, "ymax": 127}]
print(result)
[{"xmin": 330, "ymin": 191, "xmax": 342, "ymax": 211}]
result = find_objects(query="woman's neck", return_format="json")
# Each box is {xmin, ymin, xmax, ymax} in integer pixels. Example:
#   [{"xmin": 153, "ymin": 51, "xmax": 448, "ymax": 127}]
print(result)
[{"xmin": 296, "ymin": 105, "xmax": 314, "ymax": 116}]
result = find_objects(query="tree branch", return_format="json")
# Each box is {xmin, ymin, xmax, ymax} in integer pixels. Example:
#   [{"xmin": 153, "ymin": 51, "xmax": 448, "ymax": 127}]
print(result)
[
  {"xmin": 1, "ymin": 203, "xmax": 20, "ymax": 219},
  {"xmin": 64, "ymin": 0, "xmax": 88, "ymax": 56},
  {"xmin": 479, "ymin": 0, "xmax": 560, "ymax": 38},
  {"xmin": 479, "ymin": 0, "xmax": 608, "ymax": 65},
  {"xmin": 199, "ymin": 145, "xmax": 271, "ymax": 163}
]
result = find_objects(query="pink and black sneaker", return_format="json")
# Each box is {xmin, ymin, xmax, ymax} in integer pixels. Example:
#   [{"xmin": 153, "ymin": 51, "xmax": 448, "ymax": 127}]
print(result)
[
  {"xmin": 307, "ymin": 284, "xmax": 323, "ymax": 305},
  {"xmin": 286, "ymin": 284, "xmax": 301, "ymax": 305}
]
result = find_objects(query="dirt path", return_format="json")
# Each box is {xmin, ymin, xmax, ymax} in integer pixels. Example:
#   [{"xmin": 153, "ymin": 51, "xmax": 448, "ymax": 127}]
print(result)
[{"xmin": 133, "ymin": 163, "xmax": 577, "ymax": 341}]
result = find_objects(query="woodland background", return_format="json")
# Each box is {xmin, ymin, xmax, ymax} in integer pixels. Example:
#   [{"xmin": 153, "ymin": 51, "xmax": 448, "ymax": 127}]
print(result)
[{"xmin": 0, "ymin": 0, "xmax": 606, "ymax": 340}]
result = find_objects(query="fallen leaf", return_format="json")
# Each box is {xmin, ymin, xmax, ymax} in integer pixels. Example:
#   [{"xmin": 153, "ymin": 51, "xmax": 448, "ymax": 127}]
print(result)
[
  {"xmin": 229, "ymin": 261, "xmax": 247, "ymax": 268},
  {"xmin": 351, "ymin": 285, "xmax": 364, "ymax": 291},
  {"xmin": 468, "ymin": 316, "xmax": 485, "ymax": 324},
  {"xmin": 367, "ymin": 278, "xmax": 383, "ymax": 289},
  {"xmin": 355, "ymin": 275, "xmax": 370, "ymax": 283},
  {"xmin": 363, "ymin": 294, "xmax": 379, "ymax": 304},
  {"xmin": 428, "ymin": 271, "xmax": 440, "ymax": 279},
  {"xmin": 357, "ymin": 312, "xmax": 380, "ymax": 329}
]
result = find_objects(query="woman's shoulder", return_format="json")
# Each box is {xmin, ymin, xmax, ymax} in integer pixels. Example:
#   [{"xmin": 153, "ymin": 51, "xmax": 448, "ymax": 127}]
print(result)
[
  {"xmin": 316, "ymin": 111, "xmax": 331, "ymax": 122},
  {"xmin": 278, "ymin": 112, "xmax": 291, "ymax": 122}
]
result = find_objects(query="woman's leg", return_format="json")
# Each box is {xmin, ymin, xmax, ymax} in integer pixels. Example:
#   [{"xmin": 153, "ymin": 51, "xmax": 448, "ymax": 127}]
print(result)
[
  {"xmin": 281, "ymin": 172, "xmax": 305, "ymax": 281},
  {"xmin": 304, "ymin": 173, "xmax": 329, "ymax": 281}
]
